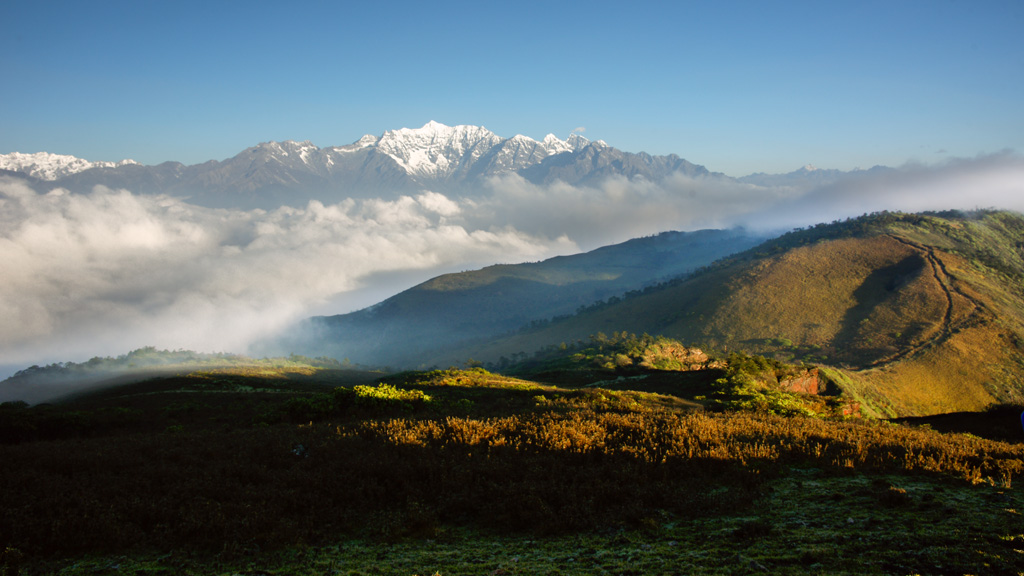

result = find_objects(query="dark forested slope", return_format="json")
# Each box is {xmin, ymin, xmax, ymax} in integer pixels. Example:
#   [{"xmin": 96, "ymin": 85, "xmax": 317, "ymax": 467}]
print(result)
[{"xmin": 283, "ymin": 228, "xmax": 765, "ymax": 367}]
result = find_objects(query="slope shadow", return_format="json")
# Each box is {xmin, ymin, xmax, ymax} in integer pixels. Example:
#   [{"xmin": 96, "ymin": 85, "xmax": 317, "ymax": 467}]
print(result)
[{"xmin": 831, "ymin": 254, "xmax": 927, "ymax": 366}]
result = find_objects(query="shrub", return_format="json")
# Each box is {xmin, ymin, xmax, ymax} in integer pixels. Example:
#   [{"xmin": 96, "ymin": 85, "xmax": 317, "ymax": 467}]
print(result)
[
  {"xmin": 281, "ymin": 384, "xmax": 432, "ymax": 421},
  {"xmin": 352, "ymin": 383, "xmax": 432, "ymax": 411}
]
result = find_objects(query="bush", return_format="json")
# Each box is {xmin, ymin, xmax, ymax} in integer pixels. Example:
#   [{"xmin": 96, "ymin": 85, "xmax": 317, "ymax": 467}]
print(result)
[
  {"xmin": 352, "ymin": 383, "xmax": 432, "ymax": 410},
  {"xmin": 281, "ymin": 384, "xmax": 432, "ymax": 421}
]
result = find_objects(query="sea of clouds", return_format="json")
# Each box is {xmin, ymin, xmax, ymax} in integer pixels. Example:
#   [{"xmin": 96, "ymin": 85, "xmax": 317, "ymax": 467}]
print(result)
[{"xmin": 1, "ymin": 153, "xmax": 1022, "ymax": 376}]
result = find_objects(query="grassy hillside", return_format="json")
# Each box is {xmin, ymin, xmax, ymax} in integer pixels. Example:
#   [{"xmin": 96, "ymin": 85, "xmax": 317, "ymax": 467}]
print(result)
[
  {"xmin": 463, "ymin": 211, "xmax": 1024, "ymax": 417},
  {"xmin": 2, "ymin": 363, "xmax": 1023, "ymax": 575},
  {"xmin": 0, "ymin": 347, "xmax": 359, "ymax": 405},
  {"xmin": 285, "ymin": 228, "xmax": 764, "ymax": 367}
]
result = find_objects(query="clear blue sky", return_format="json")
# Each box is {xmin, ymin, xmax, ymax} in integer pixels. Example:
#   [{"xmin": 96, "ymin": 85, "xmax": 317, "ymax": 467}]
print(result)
[{"xmin": 2, "ymin": 0, "xmax": 1022, "ymax": 176}]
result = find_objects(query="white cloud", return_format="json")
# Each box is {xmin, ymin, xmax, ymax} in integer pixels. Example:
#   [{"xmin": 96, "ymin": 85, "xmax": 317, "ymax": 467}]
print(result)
[
  {"xmin": 0, "ymin": 179, "xmax": 576, "ymax": 369},
  {"xmin": 470, "ymin": 172, "xmax": 799, "ymax": 249},
  {"xmin": 743, "ymin": 153, "xmax": 1024, "ymax": 232},
  {"xmin": 2, "ymin": 152, "xmax": 1022, "ymax": 374}
]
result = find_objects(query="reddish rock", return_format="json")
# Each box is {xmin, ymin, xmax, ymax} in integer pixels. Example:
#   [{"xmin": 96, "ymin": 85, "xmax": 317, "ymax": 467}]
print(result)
[{"xmin": 778, "ymin": 368, "xmax": 824, "ymax": 395}]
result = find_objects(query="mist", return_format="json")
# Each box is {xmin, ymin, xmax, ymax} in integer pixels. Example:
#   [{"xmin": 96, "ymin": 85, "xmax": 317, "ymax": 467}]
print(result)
[
  {"xmin": 0, "ymin": 180, "xmax": 577, "ymax": 375},
  {"xmin": 739, "ymin": 153, "xmax": 1024, "ymax": 233},
  {"xmin": 1, "ymin": 153, "xmax": 1021, "ymax": 385},
  {"xmin": 472, "ymin": 172, "xmax": 802, "ymax": 250}
]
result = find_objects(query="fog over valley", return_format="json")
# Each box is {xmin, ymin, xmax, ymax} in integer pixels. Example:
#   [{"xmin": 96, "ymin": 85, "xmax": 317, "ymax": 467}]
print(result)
[{"xmin": 2, "ymin": 150, "xmax": 1023, "ymax": 384}]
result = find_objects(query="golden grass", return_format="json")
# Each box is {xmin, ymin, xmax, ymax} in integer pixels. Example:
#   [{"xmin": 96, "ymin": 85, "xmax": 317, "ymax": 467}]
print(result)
[
  {"xmin": 696, "ymin": 236, "xmax": 919, "ymax": 345},
  {"xmin": 460, "ymin": 212, "xmax": 1024, "ymax": 417},
  {"xmin": 3, "ymin": 363, "xmax": 1024, "ymax": 575},
  {"xmin": 849, "ymin": 324, "xmax": 1007, "ymax": 416},
  {"xmin": 4, "ymin": 367, "xmax": 1023, "ymax": 559}
]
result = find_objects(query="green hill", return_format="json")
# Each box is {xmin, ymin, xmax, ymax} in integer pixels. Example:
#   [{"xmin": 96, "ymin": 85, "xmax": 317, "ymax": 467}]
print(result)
[
  {"xmin": 285, "ymin": 228, "xmax": 765, "ymax": 367},
  {"xmin": 461, "ymin": 211, "xmax": 1024, "ymax": 417}
]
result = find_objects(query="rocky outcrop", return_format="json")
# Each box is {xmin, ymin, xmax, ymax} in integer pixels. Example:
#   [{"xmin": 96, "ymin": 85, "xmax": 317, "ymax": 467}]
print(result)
[{"xmin": 778, "ymin": 368, "xmax": 825, "ymax": 395}]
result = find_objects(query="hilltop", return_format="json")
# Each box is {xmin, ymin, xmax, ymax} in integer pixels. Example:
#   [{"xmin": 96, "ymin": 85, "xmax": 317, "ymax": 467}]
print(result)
[{"xmin": 450, "ymin": 210, "xmax": 1024, "ymax": 417}]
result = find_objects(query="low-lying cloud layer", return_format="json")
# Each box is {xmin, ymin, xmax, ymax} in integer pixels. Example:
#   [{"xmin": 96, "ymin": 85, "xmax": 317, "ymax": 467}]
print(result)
[
  {"xmin": 475, "ymin": 171, "xmax": 798, "ymax": 248},
  {"xmin": 1, "ymin": 152, "xmax": 1022, "ymax": 376},
  {"xmin": 746, "ymin": 153, "xmax": 1024, "ymax": 230},
  {"xmin": 0, "ymin": 181, "xmax": 576, "ymax": 370}
]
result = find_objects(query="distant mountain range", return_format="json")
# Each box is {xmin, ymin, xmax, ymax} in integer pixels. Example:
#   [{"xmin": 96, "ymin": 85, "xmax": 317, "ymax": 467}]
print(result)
[
  {"xmin": 0, "ymin": 152, "xmax": 140, "ymax": 180},
  {"xmin": 0, "ymin": 122, "xmax": 877, "ymax": 209}
]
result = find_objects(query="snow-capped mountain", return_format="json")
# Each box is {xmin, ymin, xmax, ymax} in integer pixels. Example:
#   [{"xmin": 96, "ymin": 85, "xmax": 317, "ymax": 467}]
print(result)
[
  {"xmin": 374, "ymin": 121, "xmax": 502, "ymax": 179},
  {"xmin": 0, "ymin": 122, "xmax": 711, "ymax": 208},
  {"xmin": 0, "ymin": 151, "xmax": 137, "ymax": 181},
  {"xmin": 368, "ymin": 121, "xmax": 597, "ymax": 180}
]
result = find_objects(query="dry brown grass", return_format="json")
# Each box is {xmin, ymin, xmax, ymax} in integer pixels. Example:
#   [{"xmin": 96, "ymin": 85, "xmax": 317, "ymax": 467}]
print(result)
[
  {"xmin": 847, "ymin": 322, "xmax": 1014, "ymax": 417},
  {"xmin": 2, "ymin": 369, "xmax": 1022, "ymax": 561}
]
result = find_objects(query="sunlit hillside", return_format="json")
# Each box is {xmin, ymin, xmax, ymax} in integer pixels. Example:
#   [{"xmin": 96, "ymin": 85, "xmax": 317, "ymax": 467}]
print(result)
[{"xmin": 461, "ymin": 211, "xmax": 1024, "ymax": 417}]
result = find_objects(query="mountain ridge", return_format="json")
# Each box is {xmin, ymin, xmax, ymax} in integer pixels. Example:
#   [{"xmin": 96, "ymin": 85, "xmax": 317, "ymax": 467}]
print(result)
[
  {"xmin": 448, "ymin": 210, "xmax": 1024, "ymax": 417},
  {"xmin": 0, "ymin": 122, "xmax": 609, "ymax": 208},
  {"xmin": 271, "ymin": 227, "xmax": 768, "ymax": 369},
  {"xmin": 0, "ymin": 151, "xmax": 139, "ymax": 181},
  {"xmin": 0, "ymin": 122, "xmax": 859, "ymax": 209}
]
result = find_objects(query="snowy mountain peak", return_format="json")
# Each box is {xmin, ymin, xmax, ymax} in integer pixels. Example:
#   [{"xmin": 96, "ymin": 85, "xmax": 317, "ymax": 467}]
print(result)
[
  {"xmin": 0, "ymin": 123, "xmax": 695, "ymax": 205},
  {"xmin": 257, "ymin": 140, "xmax": 316, "ymax": 151},
  {"xmin": 383, "ymin": 121, "xmax": 496, "ymax": 141},
  {"xmin": 367, "ymin": 122, "xmax": 612, "ymax": 179},
  {"xmin": 0, "ymin": 151, "xmax": 138, "ymax": 180},
  {"xmin": 537, "ymin": 134, "xmax": 570, "ymax": 155},
  {"xmin": 375, "ymin": 121, "xmax": 504, "ymax": 178},
  {"xmin": 565, "ymin": 133, "xmax": 592, "ymax": 151},
  {"xmin": 250, "ymin": 140, "xmax": 322, "ymax": 164},
  {"xmin": 419, "ymin": 120, "xmax": 452, "ymax": 134},
  {"xmin": 354, "ymin": 134, "xmax": 379, "ymax": 147}
]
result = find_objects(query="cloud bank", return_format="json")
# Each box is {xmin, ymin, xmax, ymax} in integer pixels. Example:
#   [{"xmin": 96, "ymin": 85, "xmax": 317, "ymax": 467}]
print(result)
[
  {"xmin": 472, "ymin": 172, "xmax": 798, "ymax": 249},
  {"xmin": 0, "ymin": 181, "xmax": 575, "ymax": 370},
  {"xmin": 744, "ymin": 153, "xmax": 1024, "ymax": 231},
  {"xmin": 1, "ymin": 152, "xmax": 1022, "ymax": 375}
]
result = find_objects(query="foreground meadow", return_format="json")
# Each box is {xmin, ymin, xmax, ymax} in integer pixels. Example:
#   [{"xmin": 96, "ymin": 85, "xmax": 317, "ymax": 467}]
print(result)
[{"xmin": 1, "ymin": 366, "xmax": 1022, "ymax": 575}]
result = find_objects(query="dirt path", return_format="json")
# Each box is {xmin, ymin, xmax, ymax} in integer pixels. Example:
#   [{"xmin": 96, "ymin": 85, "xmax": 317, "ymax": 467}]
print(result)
[{"xmin": 862, "ymin": 235, "xmax": 985, "ymax": 368}]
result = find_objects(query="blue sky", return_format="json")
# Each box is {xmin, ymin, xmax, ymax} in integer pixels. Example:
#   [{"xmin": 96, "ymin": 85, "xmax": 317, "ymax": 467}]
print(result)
[{"xmin": 2, "ymin": 0, "xmax": 1022, "ymax": 176}]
